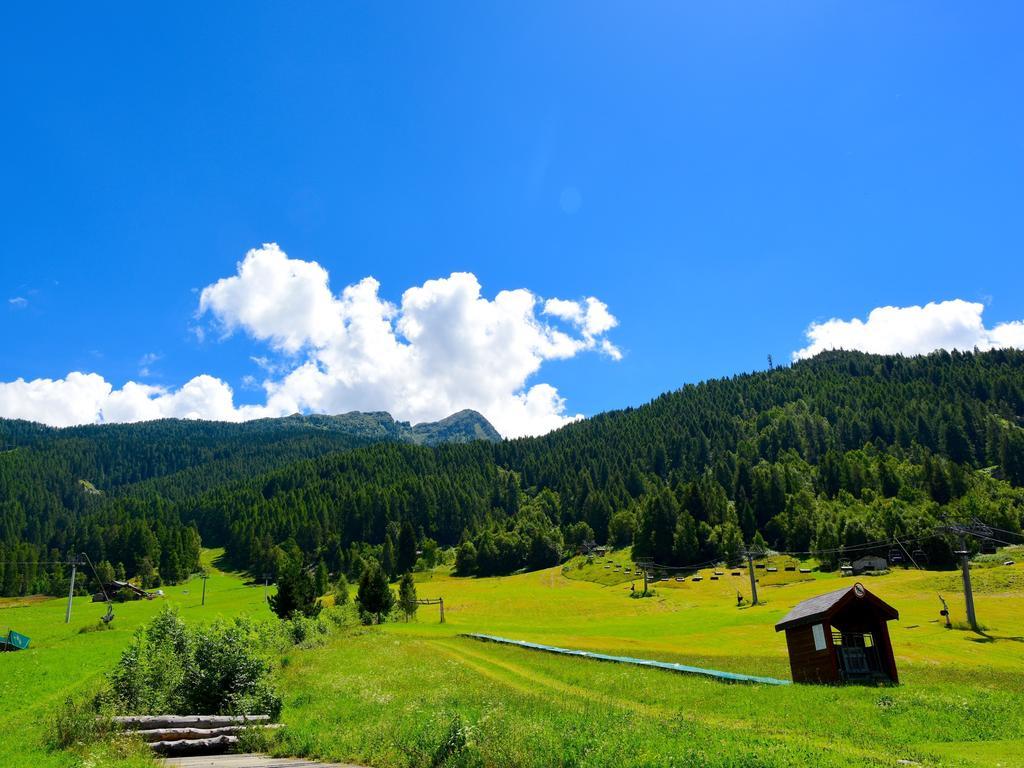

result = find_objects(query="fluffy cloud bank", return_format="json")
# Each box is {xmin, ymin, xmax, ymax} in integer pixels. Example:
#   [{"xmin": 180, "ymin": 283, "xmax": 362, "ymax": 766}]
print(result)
[
  {"xmin": 0, "ymin": 245, "xmax": 621, "ymax": 437},
  {"xmin": 794, "ymin": 299, "xmax": 1024, "ymax": 360},
  {"xmin": 0, "ymin": 372, "xmax": 257, "ymax": 428}
]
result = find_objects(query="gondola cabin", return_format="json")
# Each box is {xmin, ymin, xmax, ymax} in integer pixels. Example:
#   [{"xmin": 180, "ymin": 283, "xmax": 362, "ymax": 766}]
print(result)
[{"xmin": 775, "ymin": 583, "xmax": 899, "ymax": 684}]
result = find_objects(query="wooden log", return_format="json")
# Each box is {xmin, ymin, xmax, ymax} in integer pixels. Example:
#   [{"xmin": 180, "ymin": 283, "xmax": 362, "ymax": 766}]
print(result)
[
  {"xmin": 135, "ymin": 723, "xmax": 282, "ymax": 742},
  {"xmin": 112, "ymin": 714, "xmax": 269, "ymax": 730},
  {"xmin": 149, "ymin": 734, "xmax": 237, "ymax": 755}
]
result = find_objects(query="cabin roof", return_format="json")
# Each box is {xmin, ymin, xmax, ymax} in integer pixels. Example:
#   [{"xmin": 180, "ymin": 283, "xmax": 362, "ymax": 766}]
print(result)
[
  {"xmin": 774, "ymin": 583, "xmax": 898, "ymax": 632},
  {"xmin": 852, "ymin": 555, "xmax": 887, "ymax": 565}
]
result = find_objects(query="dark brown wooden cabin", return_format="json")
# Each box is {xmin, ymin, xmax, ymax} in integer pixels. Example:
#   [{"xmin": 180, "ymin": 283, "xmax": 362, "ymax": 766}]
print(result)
[{"xmin": 775, "ymin": 582, "xmax": 899, "ymax": 684}]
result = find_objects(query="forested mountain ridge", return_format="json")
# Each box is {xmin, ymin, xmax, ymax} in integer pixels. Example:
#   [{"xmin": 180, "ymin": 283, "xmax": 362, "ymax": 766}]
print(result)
[
  {"xmin": 0, "ymin": 409, "xmax": 498, "ymax": 594},
  {"xmin": 192, "ymin": 349, "xmax": 1024, "ymax": 580},
  {"xmin": 3, "ymin": 350, "xmax": 1024, "ymax": 597}
]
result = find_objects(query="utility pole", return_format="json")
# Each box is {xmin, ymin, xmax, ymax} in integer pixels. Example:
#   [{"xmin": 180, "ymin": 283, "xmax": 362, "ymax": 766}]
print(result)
[
  {"xmin": 956, "ymin": 535, "xmax": 977, "ymax": 631},
  {"xmin": 262, "ymin": 573, "xmax": 271, "ymax": 602},
  {"xmin": 65, "ymin": 554, "xmax": 80, "ymax": 624},
  {"xmin": 635, "ymin": 559, "xmax": 652, "ymax": 596},
  {"xmin": 938, "ymin": 520, "xmax": 991, "ymax": 633},
  {"xmin": 744, "ymin": 549, "xmax": 760, "ymax": 606}
]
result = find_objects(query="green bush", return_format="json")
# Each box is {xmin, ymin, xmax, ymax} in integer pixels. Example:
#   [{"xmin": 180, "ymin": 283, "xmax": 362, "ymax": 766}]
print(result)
[
  {"xmin": 285, "ymin": 614, "xmax": 329, "ymax": 647},
  {"xmin": 107, "ymin": 606, "xmax": 281, "ymax": 718}
]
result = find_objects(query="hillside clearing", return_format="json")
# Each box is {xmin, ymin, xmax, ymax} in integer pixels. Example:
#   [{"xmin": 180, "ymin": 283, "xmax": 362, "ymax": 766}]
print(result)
[{"xmin": 2, "ymin": 549, "xmax": 1022, "ymax": 767}]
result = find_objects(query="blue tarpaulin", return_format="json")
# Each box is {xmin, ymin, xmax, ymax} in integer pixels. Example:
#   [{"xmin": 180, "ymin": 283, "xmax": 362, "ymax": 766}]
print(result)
[
  {"xmin": 464, "ymin": 633, "xmax": 791, "ymax": 686},
  {"xmin": 1, "ymin": 630, "xmax": 30, "ymax": 651}
]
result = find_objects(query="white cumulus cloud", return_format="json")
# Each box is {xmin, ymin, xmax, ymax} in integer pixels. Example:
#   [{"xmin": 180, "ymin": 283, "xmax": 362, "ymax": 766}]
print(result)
[
  {"xmin": 794, "ymin": 299, "xmax": 1024, "ymax": 360},
  {"xmin": 0, "ymin": 244, "xmax": 621, "ymax": 437}
]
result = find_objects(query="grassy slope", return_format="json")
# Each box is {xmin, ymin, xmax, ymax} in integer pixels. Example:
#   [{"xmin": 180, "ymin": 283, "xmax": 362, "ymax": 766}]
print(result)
[
  {"xmin": 274, "ymin": 554, "xmax": 1024, "ymax": 768},
  {"xmin": 2, "ymin": 549, "xmax": 1022, "ymax": 767},
  {"xmin": 0, "ymin": 549, "xmax": 272, "ymax": 768}
]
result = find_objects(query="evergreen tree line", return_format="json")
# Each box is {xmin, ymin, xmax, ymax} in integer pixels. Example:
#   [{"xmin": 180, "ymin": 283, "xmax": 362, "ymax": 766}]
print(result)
[{"xmin": 2, "ymin": 349, "xmax": 1024, "ymax": 595}]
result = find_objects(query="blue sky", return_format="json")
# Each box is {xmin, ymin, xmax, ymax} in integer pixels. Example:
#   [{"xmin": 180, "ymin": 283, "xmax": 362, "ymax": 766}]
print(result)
[{"xmin": 2, "ymin": 3, "xmax": 1023, "ymax": 435}]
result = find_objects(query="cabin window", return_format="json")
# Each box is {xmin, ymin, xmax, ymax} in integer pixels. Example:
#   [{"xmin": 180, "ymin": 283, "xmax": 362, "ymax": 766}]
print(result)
[{"xmin": 812, "ymin": 623, "xmax": 827, "ymax": 651}]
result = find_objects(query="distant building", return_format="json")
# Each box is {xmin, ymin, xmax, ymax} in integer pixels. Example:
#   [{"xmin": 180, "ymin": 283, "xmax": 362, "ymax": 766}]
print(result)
[
  {"xmin": 577, "ymin": 540, "xmax": 608, "ymax": 557},
  {"xmin": 851, "ymin": 555, "xmax": 888, "ymax": 575},
  {"xmin": 775, "ymin": 583, "xmax": 899, "ymax": 684},
  {"xmin": 91, "ymin": 580, "xmax": 153, "ymax": 602}
]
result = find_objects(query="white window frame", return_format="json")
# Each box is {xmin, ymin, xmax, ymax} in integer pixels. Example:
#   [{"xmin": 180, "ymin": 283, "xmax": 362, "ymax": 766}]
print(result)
[{"xmin": 812, "ymin": 623, "xmax": 827, "ymax": 651}]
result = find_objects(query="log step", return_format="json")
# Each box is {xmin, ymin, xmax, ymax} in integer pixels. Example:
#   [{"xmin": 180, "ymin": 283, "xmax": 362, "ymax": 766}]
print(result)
[
  {"xmin": 151, "ymin": 734, "xmax": 238, "ymax": 756},
  {"xmin": 114, "ymin": 715, "xmax": 270, "ymax": 730},
  {"xmin": 137, "ymin": 724, "xmax": 282, "ymax": 743}
]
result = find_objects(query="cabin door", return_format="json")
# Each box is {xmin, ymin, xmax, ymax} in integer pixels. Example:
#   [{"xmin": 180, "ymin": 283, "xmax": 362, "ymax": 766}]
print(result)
[{"xmin": 833, "ymin": 631, "xmax": 885, "ymax": 681}]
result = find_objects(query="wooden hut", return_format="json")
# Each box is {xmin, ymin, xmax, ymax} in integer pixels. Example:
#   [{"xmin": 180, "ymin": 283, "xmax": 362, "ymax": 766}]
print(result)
[
  {"xmin": 91, "ymin": 580, "xmax": 153, "ymax": 602},
  {"xmin": 775, "ymin": 582, "xmax": 899, "ymax": 684},
  {"xmin": 851, "ymin": 555, "xmax": 888, "ymax": 574}
]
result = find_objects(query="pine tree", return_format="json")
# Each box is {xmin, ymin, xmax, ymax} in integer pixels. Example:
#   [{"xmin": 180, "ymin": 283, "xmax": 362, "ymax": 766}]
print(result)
[
  {"xmin": 1000, "ymin": 429, "xmax": 1024, "ymax": 487},
  {"xmin": 357, "ymin": 561, "xmax": 394, "ymax": 623},
  {"xmin": 398, "ymin": 572, "xmax": 418, "ymax": 622},
  {"xmin": 672, "ymin": 509, "xmax": 700, "ymax": 564},
  {"xmin": 381, "ymin": 534, "xmax": 397, "ymax": 580},
  {"xmin": 397, "ymin": 522, "xmax": 418, "ymax": 574},
  {"xmin": 268, "ymin": 556, "xmax": 322, "ymax": 619},
  {"xmin": 637, "ymin": 487, "xmax": 677, "ymax": 563},
  {"xmin": 334, "ymin": 574, "xmax": 349, "ymax": 605},
  {"xmin": 314, "ymin": 560, "xmax": 329, "ymax": 597}
]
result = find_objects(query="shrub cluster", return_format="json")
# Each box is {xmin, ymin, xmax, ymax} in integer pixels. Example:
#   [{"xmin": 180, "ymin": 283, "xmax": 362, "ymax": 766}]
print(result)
[{"xmin": 106, "ymin": 606, "xmax": 281, "ymax": 718}]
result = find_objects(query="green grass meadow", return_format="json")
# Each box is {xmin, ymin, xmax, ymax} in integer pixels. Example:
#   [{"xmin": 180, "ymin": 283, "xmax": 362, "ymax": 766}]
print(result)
[{"xmin": 2, "ymin": 549, "xmax": 1023, "ymax": 767}]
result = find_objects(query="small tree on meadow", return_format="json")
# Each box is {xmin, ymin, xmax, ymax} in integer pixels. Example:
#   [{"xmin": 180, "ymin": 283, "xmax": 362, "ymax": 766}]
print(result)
[
  {"xmin": 334, "ymin": 573, "xmax": 349, "ymax": 605},
  {"xmin": 268, "ymin": 557, "xmax": 322, "ymax": 620},
  {"xmin": 314, "ymin": 560, "xmax": 329, "ymax": 597},
  {"xmin": 454, "ymin": 540, "xmax": 477, "ymax": 576},
  {"xmin": 398, "ymin": 572, "xmax": 418, "ymax": 622},
  {"xmin": 357, "ymin": 561, "xmax": 394, "ymax": 624}
]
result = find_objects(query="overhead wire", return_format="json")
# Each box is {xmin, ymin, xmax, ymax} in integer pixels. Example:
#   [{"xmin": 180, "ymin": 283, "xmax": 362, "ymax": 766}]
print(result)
[
  {"xmin": 977, "ymin": 524, "xmax": 1024, "ymax": 540},
  {"xmin": 893, "ymin": 534, "xmax": 924, "ymax": 570}
]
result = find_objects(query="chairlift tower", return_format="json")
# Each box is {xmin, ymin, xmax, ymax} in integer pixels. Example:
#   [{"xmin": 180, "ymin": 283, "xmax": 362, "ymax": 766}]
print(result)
[
  {"xmin": 742, "ymin": 548, "xmax": 765, "ymax": 606},
  {"xmin": 634, "ymin": 559, "xmax": 654, "ymax": 595},
  {"xmin": 937, "ymin": 519, "xmax": 993, "ymax": 632},
  {"xmin": 65, "ymin": 554, "xmax": 83, "ymax": 624}
]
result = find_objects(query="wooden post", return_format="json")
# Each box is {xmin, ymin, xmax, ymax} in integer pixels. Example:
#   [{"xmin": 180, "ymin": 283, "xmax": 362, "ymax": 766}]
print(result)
[
  {"xmin": 201, "ymin": 574, "xmax": 208, "ymax": 606},
  {"xmin": 439, "ymin": 597, "xmax": 445, "ymax": 624}
]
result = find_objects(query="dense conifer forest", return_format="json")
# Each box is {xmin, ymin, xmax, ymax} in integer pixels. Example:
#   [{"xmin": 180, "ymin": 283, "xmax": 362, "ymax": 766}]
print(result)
[{"xmin": 2, "ymin": 349, "xmax": 1023, "ymax": 596}]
